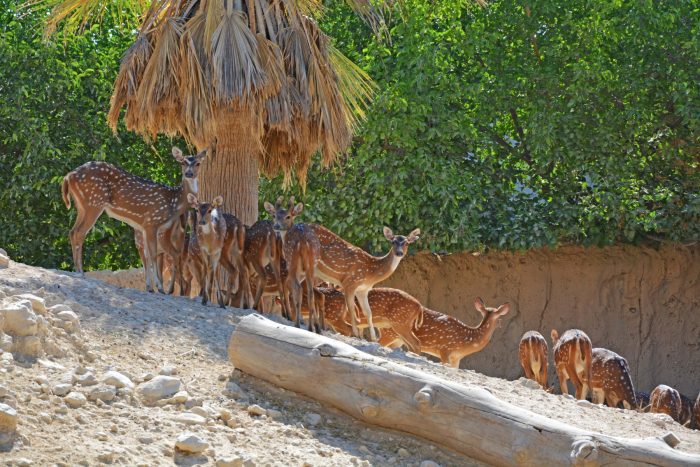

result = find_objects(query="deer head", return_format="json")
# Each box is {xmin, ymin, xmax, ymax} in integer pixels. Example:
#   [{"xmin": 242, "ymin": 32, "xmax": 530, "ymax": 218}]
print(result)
[
  {"xmin": 188, "ymin": 194, "xmax": 223, "ymax": 230},
  {"xmin": 383, "ymin": 227, "xmax": 420, "ymax": 257},
  {"xmin": 474, "ymin": 297, "xmax": 511, "ymax": 323},
  {"xmin": 264, "ymin": 196, "xmax": 304, "ymax": 233},
  {"xmin": 172, "ymin": 146, "xmax": 207, "ymax": 180}
]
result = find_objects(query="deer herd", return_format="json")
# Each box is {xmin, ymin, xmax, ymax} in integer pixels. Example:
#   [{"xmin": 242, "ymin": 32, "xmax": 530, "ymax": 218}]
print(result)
[{"xmin": 62, "ymin": 147, "xmax": 699, "ymax": 431}]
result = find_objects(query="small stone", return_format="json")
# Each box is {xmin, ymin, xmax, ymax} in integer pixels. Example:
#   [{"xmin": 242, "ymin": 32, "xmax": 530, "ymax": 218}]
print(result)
[
  {"xmin": 662, "ymin": 432, "xmax": 681, "ymax": 448},
  {"xmin": 420, "ymin": 461, "xmax": 440, "ymax": 467},
  {"xmin": 576, "ymin": 399, "xmax": 593, "ymax": 407},
  {"xmin": 225, "ymin": 418, "xmax": 237, "ymax": 428},
  {"xmin": 13, "ymin": 294, "xmax": 47, "ymax": 315},
  {"xmin": 304, "ymin": 413, "xmax": 321, "ymax": 426},
  {"xmin": 88, "ymin": 385, "xmax": 117, "ymax": 402},
  {"xmin": 76, "ymin": 372, "xmax": 98, "ymax": 386},
  {"xmin": 39, "ymin": 412, "xmax": 52, "ymax": 424},
  {"xmin": 0, "ymin": 402, "xmax": 18, "ymax": 434},
  {"xmin": 216, "ymin": 457, "xmax": 243, "ymax": 467},
  {"xmin": 138, "ymin": 434, "xmax": 154, "ymax": 444},
  {"xmin": 173, "ymin": 413, "xmax": 207, "ymax": 425},
  {"xmin": 55, "ymin": 310, "xmax": 80, "ymax": 332},
  {"xmin": 397, "ymin": 448, "xmax": 410, "ymax": 458},
  {"xmin": 52, "ymin": 383, "xmax": 73, "ymax": 397},
  {"xmin": 217, "ymin": 374, "xmax": 227, "ymax": 382},
  {"xmin": 170, "ymin": 391, "xmax": 189, "ymax": 404},
  {"xmin": 102, "ymin": 371, "xmax": 134, "ymax": 389},
  {"xmin": 64, "ymin": 392, "xmax": 87, "ymax": 408},
  {"xmin": 246, "ymin": 404, "xmax": 266, "ymax": 416},
  {"xmin": 159, "ymin": 364, "xmax": 177, "ymax": 376},
  {"xmin": 189, "ymin": 406, "xmax": 212, "ymax": 419},
  {"xmin": 97, "ymin": 451, "xmax": 116, "ymax": 463},
  {"xmin": 13, "ymin": 459, "xmax": 32, "ymax": 467},
  {"xmin": 358, "ymin": 445, "xmax": 371, "ymax": 455},
  {"xmin": 518, "ymin": 377, "xmax": 542, "ymax": 390},
  {"xmin": 47, "ymin": 304, "xmax": 72, "ymax": 314},
  {"xmin": 138, "ymin": 372, "xmax": 154, "ymax": 383},
  {"xmin": 97, "ymin": 431, "xmax": 108, "ymax": 441},
  {"xmin": 266, "ymin": 409, "xmax": 282, "ymax": 419},
  {"xmin": 137, "ymin": 376, "xmax": 181, "ymax": 404},
  {"xmin": 218, "ymin": 409, "xmax": 232, "ymax": 422},
  {"xmin": 110, "ymin": 424, "xmax": 118, "ymax": 433},
  {"xmin": 175, "ymin": 432, "xmax": 208, "ymax": 454},
  {"xmin": 223, "ymin": 381, "xmax": 246, "ymax": 399}
]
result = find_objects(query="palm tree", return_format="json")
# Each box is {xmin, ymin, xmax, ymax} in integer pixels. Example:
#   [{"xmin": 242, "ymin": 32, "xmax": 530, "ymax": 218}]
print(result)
[{"xmin": 37, "ymin": 0, "xmax": 375, "ymax": 225}]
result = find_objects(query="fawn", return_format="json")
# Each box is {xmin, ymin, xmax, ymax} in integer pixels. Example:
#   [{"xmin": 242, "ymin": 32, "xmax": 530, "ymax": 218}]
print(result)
[
  {"xmin": 589, "ymin": 347, "xmax": 637, "ymax": 410},
  {"xmin": 550, "ymin": 329, "xmax": 592, "ymax": 400},
  {"xmin": 518, "ymin": 331, "xmax": 549, "ymax": 389}
]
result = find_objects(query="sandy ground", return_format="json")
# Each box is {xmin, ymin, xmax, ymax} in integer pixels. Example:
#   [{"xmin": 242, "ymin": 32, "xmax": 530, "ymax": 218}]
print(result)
[{"xmin": 1, "ymin": 259, "xmax": 699, "ymax": 467}]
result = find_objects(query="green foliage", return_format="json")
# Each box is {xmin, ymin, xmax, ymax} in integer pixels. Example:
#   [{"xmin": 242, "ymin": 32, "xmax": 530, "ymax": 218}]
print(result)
[
  {"xmin": 0, "ymin": 1, "xmax": 182, "ymax": 269},
  {"xmin": 261, "ymin": 0, "xmax": 699, "ymax": 253}
]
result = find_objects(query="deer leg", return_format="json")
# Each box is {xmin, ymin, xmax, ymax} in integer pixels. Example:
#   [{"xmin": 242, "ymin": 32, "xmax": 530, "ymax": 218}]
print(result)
[
  {"xmin": 160, "ymin": 224, "xmax": 180, "ymax": 295},
  {"xmin": 395, "ymin": 326, "xmax": 421, "ymax": 354},
  {"xmin": 342, "ymin": 287, "xmax": 361, "ymax": 338},
  {"xmin": 141, "ymin": 227, "xmax": 161, "ymax": 293},
  {"xmin": 69, "ymin": 206, "xmax": 103, "ymax": 275},
  {"xmin": 212, "ymin": 254, "xmax": 225, "ymax": 308},
  {"xmin": 355, "ymin": 289, "xmax": 377, "ymax": 342},
  {"xmin": 556, "ymin": 366, "xmax": 570, "ymax": 396},
  {"xmin": 567, "ymin": 363, "xmax": 585, "ymax": 400},
  {"xmin": 290, "ymin": 278, "xmax": 302, "ymax": 329}
]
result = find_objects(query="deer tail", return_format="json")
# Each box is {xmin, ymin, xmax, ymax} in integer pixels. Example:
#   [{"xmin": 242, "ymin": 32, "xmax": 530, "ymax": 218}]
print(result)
[
  {"xmin": 414, "ymin": 306, "xmax": 424, "ymax": 330},
  {"xmin": 61, "ymin": 174, "xmax": 72, "ymax": 209}
]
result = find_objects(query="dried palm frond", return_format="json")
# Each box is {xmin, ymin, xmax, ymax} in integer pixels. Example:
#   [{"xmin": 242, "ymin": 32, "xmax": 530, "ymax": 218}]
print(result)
[
  {"xmin": 27, "ymin": 0, "xmax": 151, "ymax": 36},
  {"xmin": 108, "ymin": 34, "xmax": 152, "ymax": 132}
]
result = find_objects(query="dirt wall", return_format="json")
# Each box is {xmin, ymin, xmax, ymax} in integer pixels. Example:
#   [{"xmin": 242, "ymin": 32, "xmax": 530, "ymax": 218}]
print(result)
[
  {"xmin": 380, "ymin": 244, "xmax": 700, "ymax": 397},
  {"xmin": 88, "ymin": 243, "xmax": 700, "ymax": 397}
]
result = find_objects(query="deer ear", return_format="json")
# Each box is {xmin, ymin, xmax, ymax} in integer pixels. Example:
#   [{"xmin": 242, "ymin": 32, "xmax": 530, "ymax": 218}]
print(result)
[
  {"xmin": 383, "ymin": 227, "xmax": 394, "ymax": 241},
  {"xmin": 212, "ymin": 196, "xmax": 224, "ymax": 207},
  {"xmin": 172, "ymin": 147, "xmax": 184, "ymax": 162},
  {"xmin": 264, "ymin": 201, "xmax": 276, "ymax": 216},
  {"xmin": 474, "ymin": 297, "xmax": 487, "ymax": 315},
  {"xmin": 187, "ymin": 193, "xmax": 198, "ymax": 207},
  {"xmin": 195, "ymin": 148, "xmax": 208, "ymax": 160},
  {"xmin": 407, "ymin": 228, "xmax": 421, "ymax": 243},
  {"xmin": 275, "ymin": 196, "xmax": 284, "ymax": 209},
  {"xmin": 496, "ymin": 303, "xmax": 510, "ymax": 316},
  {"xmin": 293, "ymin": 202, "xmax": 304, "ymax": 216}
]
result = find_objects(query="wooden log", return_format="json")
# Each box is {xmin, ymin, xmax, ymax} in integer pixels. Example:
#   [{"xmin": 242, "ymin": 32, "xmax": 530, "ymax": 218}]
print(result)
[{"xmin": 228, "ymin": 314, "xmax": 700, "ymax": 466}]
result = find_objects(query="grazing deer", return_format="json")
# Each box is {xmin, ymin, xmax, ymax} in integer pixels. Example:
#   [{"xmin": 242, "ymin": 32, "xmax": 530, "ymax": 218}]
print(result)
[
  {"xmin": 408, "ymin": 299, "xmax": 510, "ymax": 368},
  {"xmin": 518, "ymin": 331, "xmax": 549, "ymax": 389},
  {"xmin": 299, "ymin": 287, "xmax": 424, "ymax": 353},
  {"xmin": 62, "ymin": 147, "xmax": 205, "ymax": 293},
  {"xmin": 186, "ymin": 194, "xmax": 227, "ymax": 307},
  {"xmin": 679, "ymin": 393, "xmax": 695, "ymax": 428},
  {"xmin": 550, "ymin": 329, "xmax": 592, "ymax": 400},
  {"xmin": 635, "ymin": 391, "xmax": 651, "ymax": 412},
  {"xmin": 589, "ymin": 347, "xmax": 637, "ymax": 410},
  {"xmin": 650, "ymin": 384, "xmax": 683, "ymax": 423},
  {"xmin": 265, "ymin": 197, "xmax": 420, "ymax": 341}
]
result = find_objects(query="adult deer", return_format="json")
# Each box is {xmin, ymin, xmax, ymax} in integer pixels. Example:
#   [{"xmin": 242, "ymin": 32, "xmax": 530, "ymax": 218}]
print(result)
[
  {"xmin": 589, "ymin": 347, "xmax": 637, "ymax": 410},
  {"xmin": 265, "ymin": 197, "xmax": 420, "ymax": 341},
  {"xmin": 550, "ymin": 329, "xmax": 592, "ymax": 400},
  {"xmin": 299, "ymin": 287, "xmax": 424, "ymax": 352},
  {"xmin": 649, "ymin": 384, "xmax": 683, "ymax": 423},
  {"xmin": 518, "ymin": 331, "xmax": 549, "ymax": 389},
  {"xmin": 242, "ymin": 217, "xmax": 284, "ymax": 314},
  {"xmin": 61, "ymin": 147, "xmax": 205, "ymax": 293},
  {"xmin": 405, "ymin": 298, "xmax": 510, "ymax": 368},
  {"xmin": 282, "ymin": 223, "xmax": 323, "ymax": 333}
]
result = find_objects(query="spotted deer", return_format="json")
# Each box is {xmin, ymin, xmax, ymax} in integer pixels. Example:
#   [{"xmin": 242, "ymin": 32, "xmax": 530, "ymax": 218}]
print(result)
[
  {"xmin": 550, "ymin": 329, "xmax": 592, "ymax": 400},
  {"xmin": 242, "ymin": 216, "xmax": 284, "ymax": 314},
  {"xmin": 134, "ymin": 223, "xmax": 188, "ymax": 295},
  {"xmin": 401, "ymin": 299, "xmax": 510, "ymax": 368},
  {"xmin": 589, "ymin": 347, "xmax": 637, "ymax": 410},
  {"xmin": 650, "ymin": 384, "xmax": 683, "ymax": 423},
  {"xmin": 185, "ymin": 194, "xmax": 227, "ymax": 307},
  {"xmin": 220, "ymin": 213, "xmax": 248, "ymax": 308},
  {"xmin": 679, "ymin": 393, "xmax": 695, "ymax": 428},
  {"xmin": 265, "ymin": 197, "xmax": 420, "ymax": 341},
  {"xmin": 61, "ymin": 147, "xmax": 206, "ymax": 292},
  {"xmin": 298, "ymin": 287, "xmax": 424, "ymax": 353},
  {"xmin": 518, "ymin": 331, "xmax": 549, "ymax": 389}
]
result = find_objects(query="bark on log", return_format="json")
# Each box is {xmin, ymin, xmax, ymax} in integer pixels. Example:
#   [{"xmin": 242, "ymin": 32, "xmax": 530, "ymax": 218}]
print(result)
[{"xmin": 228, "ymin": 314, "xmax": 700, "ymax": 466}]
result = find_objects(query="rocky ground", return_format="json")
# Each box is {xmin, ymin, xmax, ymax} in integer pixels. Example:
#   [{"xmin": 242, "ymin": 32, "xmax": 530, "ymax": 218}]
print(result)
[{"xmin": 0, "ymin": 253, "xmax": 699, "ymax": 466}]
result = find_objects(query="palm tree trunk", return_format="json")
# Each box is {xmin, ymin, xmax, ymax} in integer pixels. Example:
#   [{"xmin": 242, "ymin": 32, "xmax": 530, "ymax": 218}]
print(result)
[{"xmin": 199, "ymin": 107, "xmax": 263, "ymax": 226}]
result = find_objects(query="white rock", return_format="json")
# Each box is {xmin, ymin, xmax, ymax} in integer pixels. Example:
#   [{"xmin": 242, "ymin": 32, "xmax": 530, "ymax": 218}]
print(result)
[
  {"xmin": 170, "ymin": 391, "xmax": 189, "ymax": 404},
  {"xmin": 64, "ymin": 392, "xmax": 87, "ymax": 408},
  {"xmin": 304, "ymin": 413, "xmax": 322, "ymax": 426},
  {"xmin": 88, "ymin": 385, "xmax": 117, "ymax": 402},
  {"xmin": 189, "ymin": 406, "xmax": 211, "ymax": 419},
  {"xmin": 13, "ymin": 294, "xmax": 47, "ymax": 315},
  {"xmin": 246, "ymin": 404, "xmax": 266, "ymax": 416},
  {"xmin": 55, "ymin": 310, "xmax": 80, "ymax": 332},
  {"xmin": 420, "ymin": 461, "xmax": 441, "ymax": 467},
  {"xmin": 159, "ymin": 364, "xmax": 177, "ymax": 376},
  {"xmin": 223, "ymin": 381, "xmax": 246, "ymax": 399},
  {"xmin": 47, "ymin": 304, "xmax": 72, "ymax": 314},
  {"xmin": 137, "ymin": 375, "xmax": 181, "ymax": 403},
  {"xmin": 175, "ymin": 432, "xmax": 208, "ymax": 454},
  {"xmin": 1, "ymin": 300, "xmax": 37, "ymax": 336},
  {"xmin": 173, "ymin": 413, "xmax": 207, "ymax": 425},
  {"xmin": 102, "ymin": 370, "xmax": 134, "ymax": 389},
  {"xmin": 52, "ymin": 383, "xmax": 73, "ymax": 397},
  {"xmin": 75, "ymin": 372, "xmax": 98, "ymax": 386}
]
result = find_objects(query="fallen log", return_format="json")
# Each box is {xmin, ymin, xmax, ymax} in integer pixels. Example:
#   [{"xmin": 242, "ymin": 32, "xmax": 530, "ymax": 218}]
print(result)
[{"xmin": 228, "ymin": 314, "xmax": 700, "ymax": 466}]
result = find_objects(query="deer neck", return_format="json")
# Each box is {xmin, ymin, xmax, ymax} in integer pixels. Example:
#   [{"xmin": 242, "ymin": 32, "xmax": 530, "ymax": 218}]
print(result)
[
  {"xmin": 176, "ymin": 177, "xmax": 199, "ymax": 214},
  {"xmin": 370, "ymin": 249, "xmax": 404, "ymax": 283},
  {"xmin": 466, "ymin": 314, "xmax": 499, "ymax": 349}
]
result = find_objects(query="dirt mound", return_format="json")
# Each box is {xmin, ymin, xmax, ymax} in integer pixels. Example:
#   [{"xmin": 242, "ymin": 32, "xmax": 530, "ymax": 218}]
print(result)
[{"xmin": 379, "ymin": 243, "xmax": 700, "ymax": 397}]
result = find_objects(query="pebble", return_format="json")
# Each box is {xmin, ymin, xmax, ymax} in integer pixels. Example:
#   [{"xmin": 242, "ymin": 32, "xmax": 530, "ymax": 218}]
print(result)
[
  {"xmin": 216, "ymin": 457, "xmax": 244, "ymax": 467},
  {"xmin": 175, "ymin": 432, "xmax": 208, "ymax": 454},
  {"xmin": 304, "ymin": 413, "xmax": 322, "ymax": 426},
  {"xmin": 173, "ymin": 413, "xmax": 207, "ymax": 426},
  {"xmin": 246, "ymin": 404, "xmax": 266, "ymax": 416},
  {"xmin": 88, "ymin": 385, "xmax": 117, "ymax": 402},
  {"xmin": 190, "ymin": 406, "xmax": 211, "ymax": 419},
  {"xmin": 52, "ymin": 384, "xmax": 73, "ymax": 397},
  {"xmin": 64, "ymin": 392, "xmax": 87, "ymax": 409},
  {"xmin": 397, "ymin": 448, "xmax": 410, "ymax": 458},
  {"xmin": 159, "ymin": 364, "xmax": 177, "ymax": 376},
  {"xmin": 224, "ymin": 381, "xmax": 246, "ymax": 399},
  {"xmin": 170, "ymin": 391, "xmax": 189, "ymax": 404},
  {"xmin": 0, "ymin": 402, "xmax": 18, "ymax": 434},
  {"xmin": 137, "ymin": 376, "xmax": 181, "ymax": 403},
  {"xmin": 55, "ymin": 310, "xmax": 80, "ymax": 332},
  {"xmin": 102, "ymin": 370, "xmax": 134, "ymax": 389},
  {"xmin": 75, "ymin": 372, "xmax": 98, "ymax": 387}
]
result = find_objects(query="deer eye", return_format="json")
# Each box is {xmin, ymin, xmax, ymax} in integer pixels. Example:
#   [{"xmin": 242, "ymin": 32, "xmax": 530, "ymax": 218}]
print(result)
[
  {"xmin": 286, "ymin": 215, "xmax": 291, "ymax": 219},
  {"xmin": 195, "ymin": 162, "xmax": 201, "ymax": 166}
]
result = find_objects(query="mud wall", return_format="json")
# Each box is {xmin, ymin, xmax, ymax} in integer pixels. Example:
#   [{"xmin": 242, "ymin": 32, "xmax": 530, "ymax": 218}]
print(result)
[
  {"xmin": 380, "ymin": 244, "xmax": 700, "ymax": 397},
  {"xmin": 88, "ymin": 244, "xmax": 700, "ymax": 397}
]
